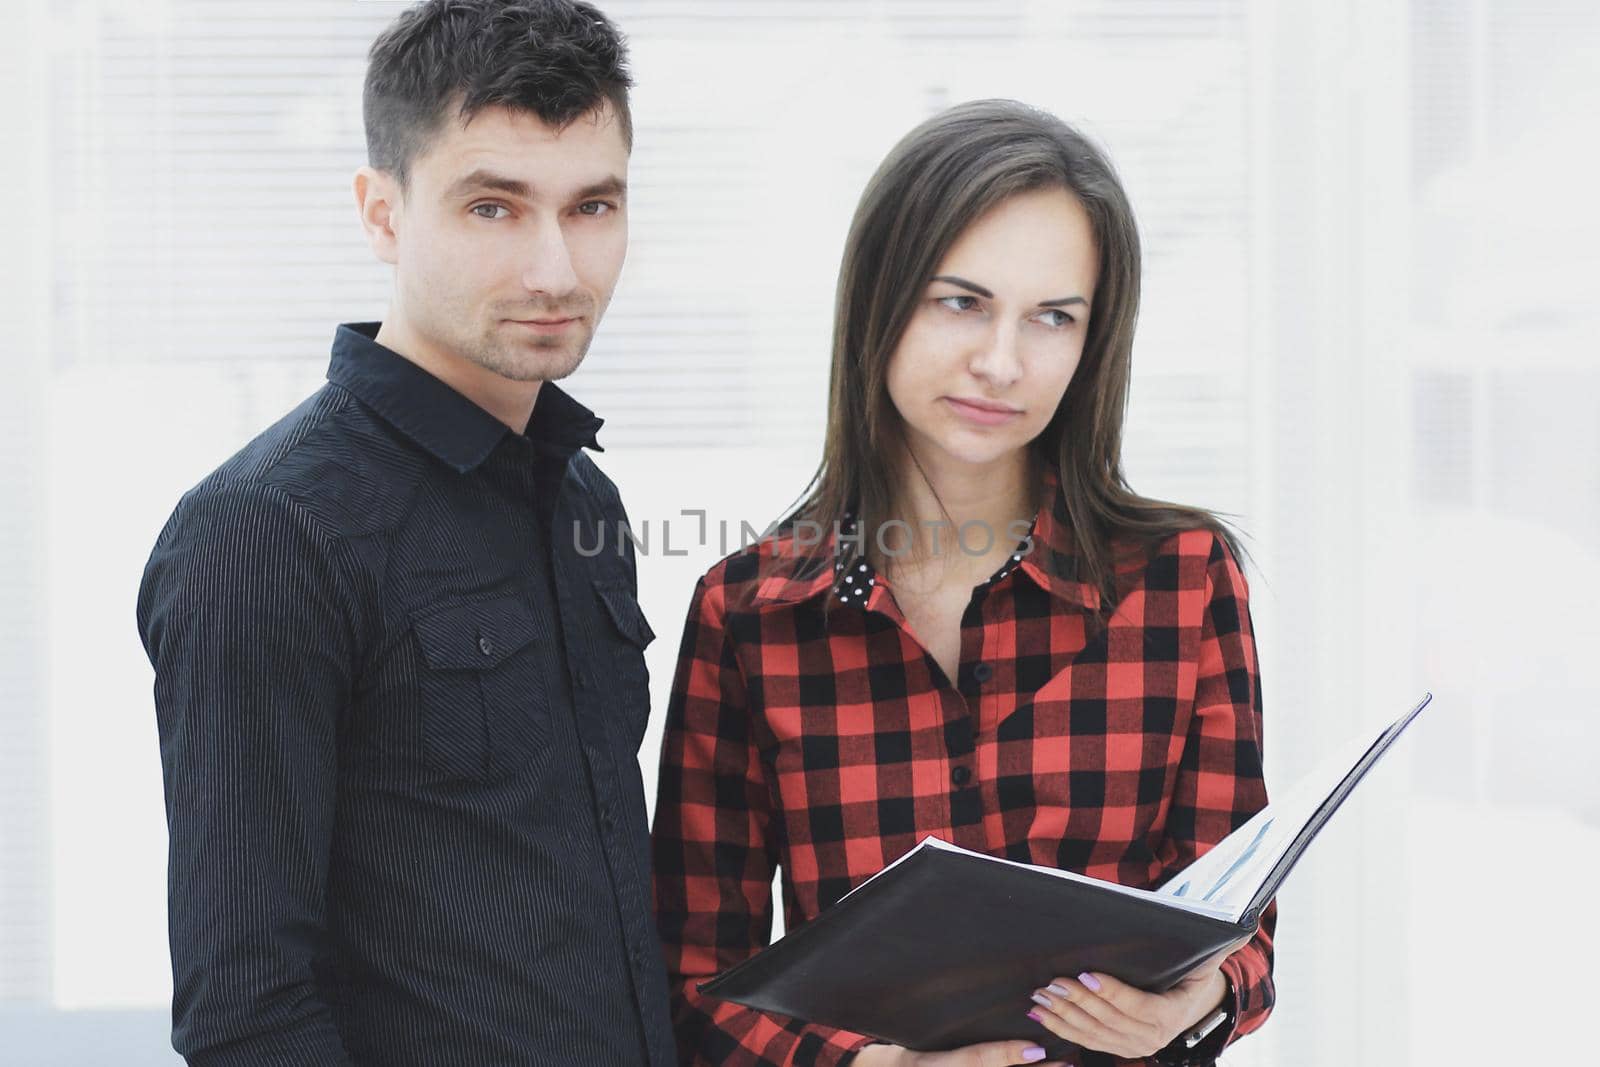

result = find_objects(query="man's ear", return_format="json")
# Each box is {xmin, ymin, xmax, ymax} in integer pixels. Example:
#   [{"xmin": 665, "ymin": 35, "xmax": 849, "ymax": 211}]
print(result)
[{"xmin": 353, "ymin": 166, "xmax": 401, "ymax": 266}]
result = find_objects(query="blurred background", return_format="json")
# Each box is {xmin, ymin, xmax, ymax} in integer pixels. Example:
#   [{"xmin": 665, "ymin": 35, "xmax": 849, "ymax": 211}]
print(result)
[{"xmin": 2, "ymin": 0, "xmax": 1596, "ymax": 1063}]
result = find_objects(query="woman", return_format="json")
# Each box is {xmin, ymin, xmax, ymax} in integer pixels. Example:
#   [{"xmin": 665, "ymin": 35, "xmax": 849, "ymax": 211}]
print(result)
[{"xmin": 651, "ymin": 99, "xmax": 1274, "ymax": 1067}]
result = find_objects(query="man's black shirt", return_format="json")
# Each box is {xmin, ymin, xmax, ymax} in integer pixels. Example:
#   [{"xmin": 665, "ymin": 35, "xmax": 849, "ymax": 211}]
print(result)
[{"xmin": 136, "ymin": 322, "xmax": 675, "ymax": 1066}]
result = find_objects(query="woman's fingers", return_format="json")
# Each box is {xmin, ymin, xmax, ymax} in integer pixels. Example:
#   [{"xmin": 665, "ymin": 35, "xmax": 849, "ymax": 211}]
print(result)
[
  {"xmin": 1025, "ymin": 974, "xmax": 1168, "ymax": 1060},
  {"xmin": 1039, "ymin": 974, "xmax": 1152, "ymax": 1032},
  {"xmin": 1059, "ymin": 971, "xmax": 1163, "ymax": 1022},
  {"xmin": 920, "ymin": 1038, "xmax": 1054, "ymax": 1066},
  {"xmin": 1027, "ymin": 993, "xmax": 1135, "ymax": 1058}
]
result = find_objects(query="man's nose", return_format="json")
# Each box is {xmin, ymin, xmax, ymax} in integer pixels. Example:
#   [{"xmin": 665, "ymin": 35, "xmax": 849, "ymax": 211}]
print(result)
[{"xmin": 520, "ymin": 218, "xmax": 581, "ymax": 298}]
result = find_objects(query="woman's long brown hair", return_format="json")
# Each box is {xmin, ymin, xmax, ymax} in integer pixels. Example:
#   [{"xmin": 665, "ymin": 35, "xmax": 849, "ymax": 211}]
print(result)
[{"xmin": 778, "ymin": 99, "xmax": 1243, "ymax": 620}]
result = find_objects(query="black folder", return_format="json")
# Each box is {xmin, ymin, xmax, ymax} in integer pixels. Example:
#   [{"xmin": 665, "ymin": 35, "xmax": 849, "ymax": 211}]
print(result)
[{"xmin": 699, "ymin": 693, "xmax": 1432, "ymax": 1054}]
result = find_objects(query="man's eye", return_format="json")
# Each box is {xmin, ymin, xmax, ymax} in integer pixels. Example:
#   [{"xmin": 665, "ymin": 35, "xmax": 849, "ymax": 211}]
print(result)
[
  {"xmin": 937, "ymin": 295, "xmax": 979, "ymax": 313},
  {"xmin": 577, "ymin": 201, "xmax": 616, "ymax": 217},
  {"xmin": 470, "ymin": 204, "xmax": 509, "ymax": 220}
]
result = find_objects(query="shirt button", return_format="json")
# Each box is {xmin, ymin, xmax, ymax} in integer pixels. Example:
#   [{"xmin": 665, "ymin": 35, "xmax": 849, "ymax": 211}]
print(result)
[
  {"xmin": 951, "ymin": 765, "xmax": 972, "ymax": 787},
  {"xmin": 972, "ymin": 662, "xmax": 993, "ymax": 684},
  {"xmin": 478, "ymin": 636, "xmax": 495, "ymax": 657}
]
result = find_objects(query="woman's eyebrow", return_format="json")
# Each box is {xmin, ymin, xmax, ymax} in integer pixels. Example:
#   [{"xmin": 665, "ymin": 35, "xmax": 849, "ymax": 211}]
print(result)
[
  {"xmin": 932, "ymin": 274, "xmax": 1087, "ymax": 308},
  {"xmin": 930, "ymin": 274, "xmax": 993, "ymax": 298}
]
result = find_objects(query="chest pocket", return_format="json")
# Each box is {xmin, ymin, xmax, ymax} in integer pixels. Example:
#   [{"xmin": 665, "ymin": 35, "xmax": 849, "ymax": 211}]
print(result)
[
  {"xmin": 591, "ymin": 578, "xmax": 656, "ymax": 752},
  {"xmin": 410, "ymin": 594, "xmax": 547, "ymax": 781}
]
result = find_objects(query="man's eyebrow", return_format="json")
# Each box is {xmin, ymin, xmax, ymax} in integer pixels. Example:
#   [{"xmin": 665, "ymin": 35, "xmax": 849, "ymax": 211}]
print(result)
[
  {"xmin": 931, "ymin": 274, "xmax": 1087, "ymax": 308},
  {"xmin": 445, "ymin": 169, "xmax": 532, "ymax": 200},
  {"xmin": 443, "ymin": 169, "xmax": 628, "ymax": 202},
  {"xmin": 575, "ymin": 175, "xmax": 628, "ymax": 201}
]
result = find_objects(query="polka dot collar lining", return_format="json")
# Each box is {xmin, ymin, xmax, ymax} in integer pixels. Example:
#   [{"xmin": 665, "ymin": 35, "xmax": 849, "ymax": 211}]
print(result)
[{"xmin": 831, "ymin": 511, "xmax": 1040, "ymax": 606}]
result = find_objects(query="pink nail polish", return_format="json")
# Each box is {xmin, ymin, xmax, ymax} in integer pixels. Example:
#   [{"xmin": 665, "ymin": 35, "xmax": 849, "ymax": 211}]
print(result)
[
  {"xmin": 1022, "ymin": 1047, "xmax": 1048, "ymax": 1062},
  {"xmin": 1030, "ymin": 991, "xmax": 1053, "ymax": 1008},
  {"xmin": 1078, "ymin": 972, "xmax": 1102, "ymax": 992},
  {"xmin": 1046, "ymin": 982, "xmax": 1071, "ymax": 998},
  {"xmin": 1026, "ymin": 1009, "xmax": 1043, "ymax": 1023}
]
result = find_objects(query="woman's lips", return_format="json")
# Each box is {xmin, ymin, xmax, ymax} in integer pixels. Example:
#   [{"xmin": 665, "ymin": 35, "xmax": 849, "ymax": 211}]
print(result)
[{"xmin": 944, "ymin": 396, "xmax": 1023, "ymax": 426}]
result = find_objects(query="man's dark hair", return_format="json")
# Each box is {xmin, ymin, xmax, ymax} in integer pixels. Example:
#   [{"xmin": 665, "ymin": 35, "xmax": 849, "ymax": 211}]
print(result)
[{"xmin": 363, "ymin": 0, "xmax": 633, "ymax": 193}]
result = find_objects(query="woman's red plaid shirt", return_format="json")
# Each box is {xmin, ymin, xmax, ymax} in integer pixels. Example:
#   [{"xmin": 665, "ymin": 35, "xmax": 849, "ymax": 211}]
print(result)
[{"xmin": 651, "ymin": 469, "xmax": 1275, "ymax": 1066}]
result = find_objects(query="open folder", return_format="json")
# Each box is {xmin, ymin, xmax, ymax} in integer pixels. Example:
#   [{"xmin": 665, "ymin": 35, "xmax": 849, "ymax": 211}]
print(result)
[{"xmin": 699, "ymin": 693, "xmax": 1433, "ymax": 1054}]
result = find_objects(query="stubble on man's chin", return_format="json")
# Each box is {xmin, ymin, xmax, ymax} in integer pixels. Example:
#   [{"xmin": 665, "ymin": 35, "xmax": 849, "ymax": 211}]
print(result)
[{"xmin": 467, "ymin": 326, "xmax": 591, "ymax": 383}]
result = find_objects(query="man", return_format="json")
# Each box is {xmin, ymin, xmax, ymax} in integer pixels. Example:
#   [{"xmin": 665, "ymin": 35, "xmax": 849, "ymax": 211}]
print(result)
[{"xmin": 135, "ymin": 2, "xmax": 673, "ymax": 1063}]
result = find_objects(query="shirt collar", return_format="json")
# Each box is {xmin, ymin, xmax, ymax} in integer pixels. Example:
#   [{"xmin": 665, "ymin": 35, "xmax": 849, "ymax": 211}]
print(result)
[
  {"xmin": 751, "ymin": 464, "xmax": 1100, "ymax": 612},
  {"xmin": 1015, "ymin": 465, "xmax": 1102, "ymax": 612},
  {"xmin": 326, "ymin": 321, "xmax": 604, "ymax": 474}
]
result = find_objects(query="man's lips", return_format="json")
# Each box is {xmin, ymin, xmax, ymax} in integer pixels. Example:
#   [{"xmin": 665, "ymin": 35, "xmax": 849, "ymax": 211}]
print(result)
[{"xmin": 507, "ymin": 316, "xmax": 580, "ymax": 332}]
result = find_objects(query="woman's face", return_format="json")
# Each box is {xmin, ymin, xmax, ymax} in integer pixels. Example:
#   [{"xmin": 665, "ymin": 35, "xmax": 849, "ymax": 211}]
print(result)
[{"xmin": 885, "ymin": 186, "xmax": 1098, "ymax": 472}]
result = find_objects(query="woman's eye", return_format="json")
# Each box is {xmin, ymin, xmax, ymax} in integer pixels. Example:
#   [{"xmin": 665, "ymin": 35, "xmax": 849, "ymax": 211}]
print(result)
[
  {"xmin": 470, "ymin": 203, "xmax": 509, "ymax": 220},
  {"xmin": 937, "ymin": 295, "xmax": 979, "ymax": 313},
  {"xmin": 1037, "ymin": 308, "xmax": 1077, "ymax": 328}
]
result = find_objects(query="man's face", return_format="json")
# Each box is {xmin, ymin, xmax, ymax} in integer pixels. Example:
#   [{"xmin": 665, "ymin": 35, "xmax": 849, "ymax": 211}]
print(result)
[{"xmin": 378, "ymin": 100, "xmax": 630, "ymax": 383}]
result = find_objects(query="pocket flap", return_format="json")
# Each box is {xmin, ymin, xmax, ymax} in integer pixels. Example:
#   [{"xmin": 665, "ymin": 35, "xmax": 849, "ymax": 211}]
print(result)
[
  {"xmin": 411, "ymin": 594, "xmax": 542, "ymax": 670},
  {"xmin": 593, "ymin": 580, "xmax": 656, "ymax": 649}
]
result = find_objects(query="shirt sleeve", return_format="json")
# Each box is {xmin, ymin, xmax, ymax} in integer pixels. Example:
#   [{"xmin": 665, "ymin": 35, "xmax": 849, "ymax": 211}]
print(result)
[
  {"xmin": 650, "ymin": 574, "xmax": 876, "ymax": 1067},
  {"xmin": 136, "ymin": 479, "xmax": 359, "ymax": 1067},
  {"xmin": 1159, "ymin": 532, "xmax": 1277, "ymax": 1060}
]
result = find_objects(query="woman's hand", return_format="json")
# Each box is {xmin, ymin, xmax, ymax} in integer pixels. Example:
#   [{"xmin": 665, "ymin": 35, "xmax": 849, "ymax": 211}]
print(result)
[
  {"xmin": 1024, "ymin": 961, "xmax": 1230, "ymax": 1061},
  {"xmin": 851, "ymin": 1039, "xmax": 1067, "ymax": 1067}
]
